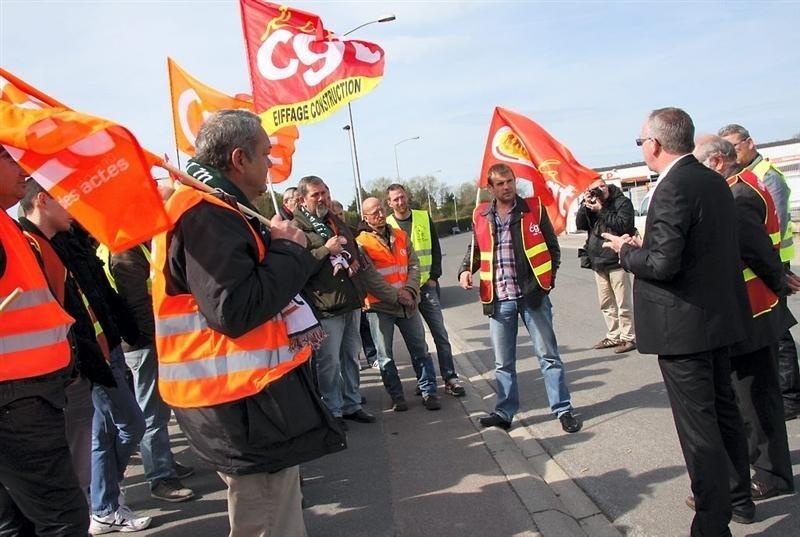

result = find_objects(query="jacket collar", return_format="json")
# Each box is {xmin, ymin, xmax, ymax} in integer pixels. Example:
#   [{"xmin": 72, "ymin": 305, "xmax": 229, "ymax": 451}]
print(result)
[{"xmin": 482, "ymin": 195, "xmax": 528, "ymax": 217}]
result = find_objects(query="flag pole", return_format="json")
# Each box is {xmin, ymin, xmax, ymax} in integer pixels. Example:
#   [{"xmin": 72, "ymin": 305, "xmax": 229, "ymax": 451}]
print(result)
[
  {"xmin": 267, "ymin": 173, "xmax": 280, "ymax": 216},
  {"xmin": 0, "ymin": 287, "xmax": 22, "ymax": 313},
  {"xmin": 469, "ymin": 185, "xmax": 481, "ymax": 273},
  {"xmin": 159, "ymin": 161, "xmax": 271, "ymax": 229}
]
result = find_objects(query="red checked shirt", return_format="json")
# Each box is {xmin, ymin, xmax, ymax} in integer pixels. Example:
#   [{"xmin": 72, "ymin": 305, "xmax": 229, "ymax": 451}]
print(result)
[{"xmin": 492, "ymin": 201, "xmax": 522, "ymax": 301}]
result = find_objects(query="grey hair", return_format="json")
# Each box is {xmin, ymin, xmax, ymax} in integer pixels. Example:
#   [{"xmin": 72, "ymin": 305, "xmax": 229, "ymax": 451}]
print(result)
[
  {"xmin": 331, "ymin": 200, "xmax": 344, "ymax": 211},
  {"xmin": 297, "ymin": 175, "xmax": 327, "ymax": 197},
  {"xmin": 695, "ymin": 136, "xmax": 737, "ymax": 165},
  {"xmin": 194, "ymin": 110, "xmax": 263, "ymax": 171},
  {"xmin": 647, "ymin": 107, "xmax": 695, "ymax": 154},
  {"xmin": 717, "ymin": 124, "xmax": 750, "ymax": 140},
  {"xmin": 283, "ymin": 186, "xmax": 297, "ymax": 197}
]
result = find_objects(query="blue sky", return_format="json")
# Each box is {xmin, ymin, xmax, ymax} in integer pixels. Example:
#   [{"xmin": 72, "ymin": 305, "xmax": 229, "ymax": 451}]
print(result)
[{"xmin": 2, "ymin": 0, "xmax": 799, "ymax": 205}]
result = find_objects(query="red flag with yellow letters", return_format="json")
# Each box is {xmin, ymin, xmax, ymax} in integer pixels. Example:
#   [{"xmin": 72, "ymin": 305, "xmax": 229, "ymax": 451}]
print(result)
[
  {"xmin": 0, "ymin": 68, "xmax": 170, "ymax": 252},
  {"xmin": 480, "ymin": 107, "xmax": 598, "ymax": 234}
]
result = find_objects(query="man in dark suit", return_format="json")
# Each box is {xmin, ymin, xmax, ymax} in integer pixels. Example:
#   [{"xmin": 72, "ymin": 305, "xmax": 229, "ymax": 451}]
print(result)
[{"xmin": 602, "ymin": 108, "xmax": 753, "ymax": 537}]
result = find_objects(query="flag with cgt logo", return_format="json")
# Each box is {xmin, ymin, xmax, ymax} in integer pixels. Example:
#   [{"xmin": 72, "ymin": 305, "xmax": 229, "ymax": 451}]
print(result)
[{"xmin": 479, "ymin": 107, "xmax": 598, "ymax": 234}]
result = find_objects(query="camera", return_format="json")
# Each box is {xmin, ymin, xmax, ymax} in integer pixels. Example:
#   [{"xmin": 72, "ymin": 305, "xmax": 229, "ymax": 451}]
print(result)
[{"xmin": 588, "ymin": 186, "xmax": 604, "ymax": 199}]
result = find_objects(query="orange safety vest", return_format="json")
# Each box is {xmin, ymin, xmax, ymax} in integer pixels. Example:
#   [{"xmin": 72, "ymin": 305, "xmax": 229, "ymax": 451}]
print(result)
[
  {"xmin": 473, "ymin": 197, "xmax": 552, "ymax": 304},
  {"xmin": 728, "ymin": 170, "xmax": 781, "ymax": 317},
  {"xmin": 25, "ymin": 232, "xmax": 110, "ymax": 360},
  {"xmin": 355, "ymin": 228, "xmax": 409, "ymax": 307},
  {"xmin": 151, "ymin": 186, "xmax": 311, "ymax": 409},
  {"xmin": 0, "ymin": 212, "xmax": 73, "ymax": 381}
]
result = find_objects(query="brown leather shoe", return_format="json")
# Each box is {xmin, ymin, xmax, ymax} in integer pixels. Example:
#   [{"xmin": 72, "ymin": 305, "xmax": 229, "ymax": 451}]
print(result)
[
  {"xmin": 593, "ymin": 337, "xmax": 620, "ymax": 349},
  {"xmin": 751, "ymin": 479, "xmax": 794, "ymax": 501},
  {"xmin": 614, "ymin": 340, "xmax": 637, "ymax": 354}
]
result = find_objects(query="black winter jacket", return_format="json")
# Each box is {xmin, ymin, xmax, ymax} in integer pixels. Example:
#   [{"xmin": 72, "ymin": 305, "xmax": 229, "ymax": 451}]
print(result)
[
  {"xmin": 575, "ymin": 185, "xmax": 635, "ymax": 272},
  {"xmin": 165, "ymin": 189, "xmax": 346, "ymax": 475},
  {"xmin": 458, "ymin": 196, "xmax": 560, "ymax": 316}
]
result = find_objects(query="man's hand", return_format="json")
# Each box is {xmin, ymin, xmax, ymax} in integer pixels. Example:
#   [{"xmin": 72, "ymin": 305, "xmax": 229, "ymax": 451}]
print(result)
[
  {"xmin": 786, "ymin": 271, "xmax": 800, "ymax": 294},
  {"xmin": 601, "ymin": 232, "xmax": 639, "ymax": 254},
  {"xmin": 425, "ymin": 279, "xmax": 437, "ymax": 288},
  {"xmin": 270, "ymin": 215, "xmax": 307, "ymax": 247},
  {"xmin": 324, "ymin": 235, "xmax": 346, "ymax": 255},
  {"xmin": 459, "ymin": 271, "xmax": 473, "ymax": 290},
  {"xmin": 397, "ymin": 288, "xmax": 415, "ymax": 306},
  {"xmin": 583, "ymin": 197, "xmax": 602, "ymax": 212}
]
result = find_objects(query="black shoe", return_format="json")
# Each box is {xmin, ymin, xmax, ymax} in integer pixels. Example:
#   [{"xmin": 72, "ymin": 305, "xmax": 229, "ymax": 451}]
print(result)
[
  {"xmin": 360, "ymin": 395, "xmax": 367, "ymax": 405},
  {"xmin": 343, "ymin": 409, "xmax": 376, "ymax": 423},
  {"xmin": 414, "ymin": 386, "xmax": 422, "ymax": 396},
  {"xmin": 336, "ymin": 417, "xmax": 348, "ymax": 431},
  {"xmin": 559, "ymin": 411, "xmax": 582, "ymax": 433},
  {"xmin": 391, "ymin": 397, "xmax": 408, "ymax": 412},
  {"xmin": 173, "ymin": 462, "xmax": 194, "ymax": 480},
  {"xmin": 685, "ymin": 496, "xmax": 755, "ymax": 524},
  {"xmin": 422, "ymin": 394, "xmax": 441, "ymax": 410},
  {"xmin": 784, "ymin": 404, "xmax": 800, "ymax": 421},
  {"xmin": 479, "ymin": 413, "xmax": 511, "ymax": 430},
  {"xmin": 751, "ymin": 479, "xmax": 794, "ymax": 501}
]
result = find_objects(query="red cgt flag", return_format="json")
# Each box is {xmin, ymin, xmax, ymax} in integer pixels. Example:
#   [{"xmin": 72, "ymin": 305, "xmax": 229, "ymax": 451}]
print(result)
[
  {"xmin": 167, "ymin": 57, "xmax": 299, "ymax": 183},
  {"xmin": 480, "ymin": 107, "xmax": 598, "ymax": 234},
  {"xmin": 0, "ymin": 68, "xmax": 171, "ymax": 252},
  {"xmin": 240, "ymin": 0, "xmax": 385, "ymax": 133}
]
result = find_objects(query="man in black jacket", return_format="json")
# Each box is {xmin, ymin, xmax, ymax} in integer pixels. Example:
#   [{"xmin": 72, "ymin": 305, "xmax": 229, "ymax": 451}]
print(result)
[
  {"xmin": 575, "ymin": 178, "xmax": 637, "ymax": 353},
  {"xmin": 165, "ymin": 110, "xmax": 345, "ymax": 537},
  {"xmin": 603, "ymin": 108, "xmax": 753, "ymax": 537},
  {"xmin": 694, "ymin": 135, "xmax": 797, "ymax": 503}
]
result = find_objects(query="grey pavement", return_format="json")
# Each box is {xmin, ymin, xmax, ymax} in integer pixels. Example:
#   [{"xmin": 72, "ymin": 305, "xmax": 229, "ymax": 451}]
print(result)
[{"xmin": 119, "ymin": 232, "xmax": 799, "ymax": 536}]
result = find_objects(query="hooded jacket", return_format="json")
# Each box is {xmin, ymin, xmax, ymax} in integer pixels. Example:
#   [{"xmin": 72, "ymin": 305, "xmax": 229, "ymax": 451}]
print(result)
[{"xmin": 575, "ymin": 184, "xmax": 635, "ymax": 272}]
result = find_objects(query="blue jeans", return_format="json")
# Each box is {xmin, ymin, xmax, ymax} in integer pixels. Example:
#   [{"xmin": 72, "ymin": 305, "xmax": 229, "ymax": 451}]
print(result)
[
  {"xmin": 314, "ymin": 310, "xmax": 363, "ymax": 417},
  {"xmin": 488, "ymin": 296, "xmax": 572, "ymax": 421},
  {"xmin": 91, "ymin": 346, "xmax": 146, "ymax": 516},
  {"xmin": 124, "ymin": 345, "xmax": 177, "ymax": 488},
  {"xmin": 367, "ymin": 309, "xmax": 438, "ymax": 398},
  {"xmin": 418, "ymin": 283, "xmax": 458, "ymax": 382},
  {"xmin": 360, "ymin": 311, "xmax": 377, "ymax": 362}
]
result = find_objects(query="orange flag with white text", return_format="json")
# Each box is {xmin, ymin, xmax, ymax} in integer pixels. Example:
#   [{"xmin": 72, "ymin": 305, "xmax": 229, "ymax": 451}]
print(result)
[
  {"xmin": 167, "ymin": 58, "xmax": 299, "ymax": 183},
  {"xmin": 0, "ymin": 68, "xmax": 171, "ymax": 252},
  {"xmin": 480, "ymin": 107, "xmax": 598, "ymax": 234}
]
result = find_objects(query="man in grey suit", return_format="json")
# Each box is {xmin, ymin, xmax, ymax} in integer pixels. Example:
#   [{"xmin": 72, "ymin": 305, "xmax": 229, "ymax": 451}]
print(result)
[{"xmin": 603, "ymin": 108, "xmax": 753, "ymax": 537}]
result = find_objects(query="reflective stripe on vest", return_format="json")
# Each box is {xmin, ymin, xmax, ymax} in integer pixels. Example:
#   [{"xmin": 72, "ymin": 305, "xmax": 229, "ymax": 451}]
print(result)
[
  {"xmin": 729, "ymin": 170, "xmax": 781, "ymax": 317},
  {"xmin": 0, "ymin": 212, "xmax": 73, "ymax": 381},
  {"xmin": 752, "ymin": 159, "xmax": 794, "ymax": 262},
  {"xmin": 356, "ymin": 228, "xmax": 410, "ymax": 307},
  {"xmin": 472, "ymin": 197, "xmax": 552, "ymax": 304},
  {"xmin": 152, "ymin": 185, "xmax": 310, "ymax": 408},
  {"xmin": 387, "ymin": 209, "xmax": 433, "ymax": 284}
]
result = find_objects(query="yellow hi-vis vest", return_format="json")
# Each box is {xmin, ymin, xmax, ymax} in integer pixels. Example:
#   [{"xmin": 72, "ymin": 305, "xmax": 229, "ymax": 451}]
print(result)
[
  {"xmin": 96, "ymin": 243, "xmax": 152, "ymax": 295},
  {"xmin": 151, "ymin": 186, "xmax": 311, "ymax": 408},
  {"xmin": 386, "ymin": 209, "xmax": 433, "ymax": 285},
  {"xmin": 752, "ymin": 158, "xmax": 794, "ymax": 263}
]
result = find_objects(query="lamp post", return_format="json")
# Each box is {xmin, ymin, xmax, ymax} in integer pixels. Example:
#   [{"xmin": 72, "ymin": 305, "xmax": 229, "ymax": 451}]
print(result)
[
  {"xmin": 342, "ymin": 15, "xmax": 395, "ymax": 213},
  {"xmin": 425, "ymin": 169, "xmax": 442, "ymax": 215},
  {"xmin": 342, "ymin": 125, "xmax": 361, "ymax": 214},
  {"xmin": 453, "ymin": 196, "xmax": 459, "ymax": 228},
  {"xmin": 394, "ymin": 136, "xmax": 420, "ymax": 180}
]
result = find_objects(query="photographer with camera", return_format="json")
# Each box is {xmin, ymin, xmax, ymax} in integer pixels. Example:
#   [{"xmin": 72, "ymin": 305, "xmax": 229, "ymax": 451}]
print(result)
[{"xmin": 576, "ymin": 178, "xmax": 637, "ymax": 353}]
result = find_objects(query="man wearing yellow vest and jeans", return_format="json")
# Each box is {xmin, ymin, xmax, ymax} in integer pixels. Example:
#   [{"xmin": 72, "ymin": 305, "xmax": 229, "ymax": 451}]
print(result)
[
  {"xmin": 152, "ymin": 110, "xmax": 345, "ymax": 537},
  {"xmin": 720, "ymin": 124, "xmax": 800, "ymax": 421},
  {"xmin": 357, "ymin": 197, "xmax": 441, "ymax": 411},
  {"xmin": 386, "ymin": 184, "xmax": 466, "ymax": 397},
  {"xmin": 458, "ymin": 164, "xmax": 580, "ymax": 433}
]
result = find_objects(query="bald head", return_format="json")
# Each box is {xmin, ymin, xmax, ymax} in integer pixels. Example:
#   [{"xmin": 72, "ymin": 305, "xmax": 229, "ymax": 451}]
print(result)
[
  {"xmin": 694, "ymin": 134, "xmax": 740, "ymax": 177},
  {"xmin": 361, "ymin": 197, "xmax": 386, "ymax": 231}
]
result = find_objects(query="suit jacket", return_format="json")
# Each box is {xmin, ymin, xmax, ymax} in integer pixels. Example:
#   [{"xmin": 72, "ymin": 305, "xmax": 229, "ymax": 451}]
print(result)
[{"xmin": 620, "ymin": 155, "xmax": 749, "ymax": 356}]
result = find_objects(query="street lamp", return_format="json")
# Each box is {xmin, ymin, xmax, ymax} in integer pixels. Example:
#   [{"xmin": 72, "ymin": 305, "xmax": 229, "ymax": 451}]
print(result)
[
  {"xmin": 425, "ymin": 169, "xmax": 442, "ymax": 215},
  {"xmin": 394, "ymin": 136, "xmax": 420, "ymax": 180},
  {"xmin": 342, "ymin": 15, "xmax": 396, "ymax": 213},
  {"xmin": 342, "ymin": 125, "xmax": 361, "ymax": 214}
]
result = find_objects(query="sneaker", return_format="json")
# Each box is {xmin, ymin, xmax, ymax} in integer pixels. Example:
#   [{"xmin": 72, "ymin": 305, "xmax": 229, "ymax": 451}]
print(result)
[
  {"xmin": 593, "ymin": 337, "xmax": 620, "ymax": 349},
  {"xmin": 151, "ymin": 478, "xmax": 195, "ymax": 503},
  {"xmin": 559, "ymin": 411, "xmax": 582, "ymax": 433},
  {"xmin": 173, "ymin": 462, "xmax": 194, "ymax": 480},
  {"xmin": 391, "ymin": 397, "xmax": 408, "ymax": 412},
  {"xmin": 89, "ymin": 506, "xmax": 152, "ymax": 534},
  {"xmin": 614, "ymin": 340, "xmax": 637, "ymax": 354},
  {"xmin": 444, "ymin": 378, "xmax": 466, "ymax": 397},
  {"xmin": 422, "ymin": 394, "xmax": 441, "ymax": 410}
]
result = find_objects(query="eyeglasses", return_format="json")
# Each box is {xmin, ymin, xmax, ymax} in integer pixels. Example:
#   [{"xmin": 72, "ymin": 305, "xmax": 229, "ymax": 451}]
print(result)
[
  {"xmin": 731, "ymin": 137, "xmax": 750, "ymax": 148},
  {"xmin": 635, "ymin": 137, "xmax": 658, "ymax": 147},
  {"xmin": 363, "ymin": 208, "xmax": 385, "ymax": 217}
]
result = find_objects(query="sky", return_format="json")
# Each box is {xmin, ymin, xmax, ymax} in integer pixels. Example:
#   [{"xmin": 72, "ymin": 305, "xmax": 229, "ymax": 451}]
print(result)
[{"xmin": 2, "ymin": 0, "xmax": 799, "ymax": 206}]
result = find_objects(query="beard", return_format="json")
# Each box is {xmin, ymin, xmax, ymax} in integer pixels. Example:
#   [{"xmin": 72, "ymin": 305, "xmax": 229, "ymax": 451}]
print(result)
[{"xmin": 315, "ymin": 205, "xmax": 329, "ymax": 219}]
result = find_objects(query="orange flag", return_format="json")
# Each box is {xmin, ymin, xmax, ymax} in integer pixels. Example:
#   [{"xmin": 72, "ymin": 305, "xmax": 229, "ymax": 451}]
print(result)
[
  {"xmin": 0, "ymin": 68, "xmax": 171, "ymax": 252},
  {"xmin": 167, "ymin": 57, "xmax": 298, "ymax": 184},
  {"xmin": 480, "ymin": 107, "xmax": 598, "ymax": 234}
]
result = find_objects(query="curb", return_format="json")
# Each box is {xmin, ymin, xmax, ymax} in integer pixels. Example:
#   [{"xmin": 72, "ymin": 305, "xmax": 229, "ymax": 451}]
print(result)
[{"xmin": 438, "ymin": 329, "xmax": 622, "ymax": 537}]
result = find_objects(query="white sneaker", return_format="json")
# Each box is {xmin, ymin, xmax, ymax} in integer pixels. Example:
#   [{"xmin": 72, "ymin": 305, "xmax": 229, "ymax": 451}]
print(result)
[{"xmin": 89, "ymin": 506, "xmax": 152, "ymax": 534}]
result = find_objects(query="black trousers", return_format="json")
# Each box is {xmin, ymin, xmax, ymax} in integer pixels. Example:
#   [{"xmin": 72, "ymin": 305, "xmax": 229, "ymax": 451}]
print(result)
[
  {"xmin": 730, "ymin": 345, "xmax": 794, "ymax": 490},
  {"xmin": 0, "ymin": 396, "xmax": 88, "ymax": 537},
  {"xmin": 777, "ymin": 326, "xmax": 800, "ymax": 411},
  {"xmin": 659, "ymin": 348, "xmax": 751, "ymax": 537}
]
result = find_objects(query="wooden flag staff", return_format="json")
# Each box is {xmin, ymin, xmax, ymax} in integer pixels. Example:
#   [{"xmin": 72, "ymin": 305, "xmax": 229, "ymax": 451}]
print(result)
[{"xmin": 0, "ymin": 287, "xmax": 22, "ymax": 313}]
